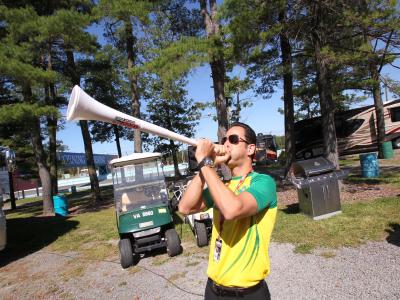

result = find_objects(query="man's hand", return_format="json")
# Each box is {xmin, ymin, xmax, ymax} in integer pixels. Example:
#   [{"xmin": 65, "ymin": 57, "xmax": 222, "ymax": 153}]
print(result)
[
  {"xmin": 195, "ymin": 139, "xmax": 215, "ymax": 162},
  {"xmin": 214, "ymin": 151, "xmax": 230, "ymax": 166}
]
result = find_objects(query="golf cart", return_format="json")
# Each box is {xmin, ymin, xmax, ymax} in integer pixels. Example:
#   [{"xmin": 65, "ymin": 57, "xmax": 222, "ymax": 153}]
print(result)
[
  {"xmin": 186, "ymin": 209, "xmax": 213, "ymax": 247},
  {"xmin": 170, "ymin": 177, "xmax": 213, "ymax": 248},
  {"xmin": 110, "ymin": 153, "xmax": 182, "ymax": 269}
]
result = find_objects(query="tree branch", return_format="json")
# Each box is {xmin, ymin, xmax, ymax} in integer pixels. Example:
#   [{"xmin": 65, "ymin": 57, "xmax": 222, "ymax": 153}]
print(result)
[
  {"xmin": 389, "ymin": 62, "xmax": 400, "ymax": 69},
  {"xmin": 378, "ymin": 30, "xmax": 394, "ymax": 73}
]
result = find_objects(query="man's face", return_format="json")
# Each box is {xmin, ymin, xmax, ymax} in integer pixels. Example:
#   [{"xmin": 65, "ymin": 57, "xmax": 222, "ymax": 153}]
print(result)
[{"xmin": 222, "ymin": 126, "xmax": 255, "ymax": 168}]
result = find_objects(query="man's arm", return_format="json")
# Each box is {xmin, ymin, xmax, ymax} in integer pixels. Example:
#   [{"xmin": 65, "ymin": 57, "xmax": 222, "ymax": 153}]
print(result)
[
  {"xmin": 178, "ymin": 172, "xmax": 207, "ymax": 215},
  {"xmin": 193, "ymin": 139, "xmax": 258, "ymax": 220},
  {"xmin": 199, "ymin": 166, "xmax": 258, "ymax": 220}
]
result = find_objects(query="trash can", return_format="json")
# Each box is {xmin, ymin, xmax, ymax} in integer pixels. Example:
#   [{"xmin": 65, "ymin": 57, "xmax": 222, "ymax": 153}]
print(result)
[
  {"xmin": 69, "ymin": 185, "xmax": 77, "ymax": 194},
  {"xmin": 53, "ymin": 194, "xmax": 68, "ymax": 216},
  {"xmin": 359, "ymin": 153, "xmax": 379, "ymax": 178},
  {"xmin": 290, "ymin": 157, "xmax": 348, "ymax": 220},
  {"xmin": 380, "ymin": 141, "xmax": 394, "ymax": 159}
]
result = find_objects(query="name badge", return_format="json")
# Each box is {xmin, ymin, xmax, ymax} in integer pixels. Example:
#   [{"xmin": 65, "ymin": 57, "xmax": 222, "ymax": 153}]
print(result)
[{"xmin": 214, "ymin": 237, "xmax": 222, "ymax": 262}]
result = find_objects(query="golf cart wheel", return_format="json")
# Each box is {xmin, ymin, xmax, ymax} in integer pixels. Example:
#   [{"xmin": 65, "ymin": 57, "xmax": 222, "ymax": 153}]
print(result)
[
  {"xmin": 119, "ymin": 238, "xmax": 134, "ymax": 269},
  {"xmin": 170, "ymin": 197, "xmax": 179, "ymax": 212},
  {"xmin": 165, "ymin": 229, "xmax": 182, "ymax": 257},
  {"xmin": 194, "ymin": 221, "xmax": 208, "ymax": 247}
]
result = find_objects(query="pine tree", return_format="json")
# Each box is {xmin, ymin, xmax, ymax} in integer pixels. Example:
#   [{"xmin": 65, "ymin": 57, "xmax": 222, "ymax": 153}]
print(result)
[
  {"xmin": 0, "ymin": 5, "xmax": 59, "ymax": 214},
  {"xmin": 222, "ymin": 0, "xmax": 296, "ymax": 175},
  {"xmin": 97, "ymin": 0, "xmax": 154, "ymax": 154},
  {"xmin": 342, "ymin": 0, "xmax": 400, "ymax": 157},
  {"xmin": 52, "ymin": 5, "xmax": 103, "ymax": 204},
  {"xmin": 80, "ymin": 46, "xmax": 131, "ymax": 157},
  {"xmin": 140, "ymin": 4, "xmax": 201, "ymax": 177},
  {"xmin": 145, "ymin": 79, "xmax": 201, "ymax": 178},
  {"xmin": 199, "ymin": 0, "xmax": 229, "ymax": 142}
]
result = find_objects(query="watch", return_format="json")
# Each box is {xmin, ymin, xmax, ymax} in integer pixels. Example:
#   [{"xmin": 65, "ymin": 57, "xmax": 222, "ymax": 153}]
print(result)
[{"xmin": 198, "ymin": 157, "xmax": 214, "ymax": 170}]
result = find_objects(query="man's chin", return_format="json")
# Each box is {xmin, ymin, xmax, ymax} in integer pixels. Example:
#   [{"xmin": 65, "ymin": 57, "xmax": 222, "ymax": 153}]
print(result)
[{"xmin": 226, "ymin": 158, "xmax": 235, "ymax": 168}]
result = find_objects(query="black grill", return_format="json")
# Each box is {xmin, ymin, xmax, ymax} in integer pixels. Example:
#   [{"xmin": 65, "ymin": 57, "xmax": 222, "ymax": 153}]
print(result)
[{"xmin": 291, "ymin": 157, "xmax": 348, "ymax": 220}]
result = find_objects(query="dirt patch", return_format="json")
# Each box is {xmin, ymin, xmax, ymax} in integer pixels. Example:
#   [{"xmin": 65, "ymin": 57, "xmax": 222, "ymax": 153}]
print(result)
[
  {"xmin": 273, "ymin": 149, "xmax": 400, "ymax": 207},
  {"xmin": 277, "ymin": 182, "xmax": 400, "ymax": 207}
]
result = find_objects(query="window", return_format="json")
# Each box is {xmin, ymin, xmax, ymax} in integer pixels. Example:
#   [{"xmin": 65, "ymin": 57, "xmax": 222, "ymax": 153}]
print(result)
[
  {"xmin": 336, "ymin": 119, "xmax": 364, "ymax": 138},
  {"xmin": 390, "ymin": 107, "xmax": 400, "ymax": 122}
]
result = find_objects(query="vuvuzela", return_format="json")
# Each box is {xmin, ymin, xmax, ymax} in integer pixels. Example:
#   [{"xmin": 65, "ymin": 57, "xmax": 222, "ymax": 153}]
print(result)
[{"xmin": 67, "ymin": 85, "xmax": 225, "ymax": 153}]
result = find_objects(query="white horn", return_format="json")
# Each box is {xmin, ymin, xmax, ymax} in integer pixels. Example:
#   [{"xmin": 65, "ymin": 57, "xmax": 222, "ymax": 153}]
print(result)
[{"xmin": 67, "ymin": 85, "xmax": 197, "ymax": 146}]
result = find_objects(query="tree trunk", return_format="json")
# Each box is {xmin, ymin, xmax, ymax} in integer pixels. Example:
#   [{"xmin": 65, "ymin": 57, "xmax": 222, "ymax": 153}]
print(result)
[
  {"xmin": 313, "ymin": 32, "xmax": 339, "ymax": 169},
  {"xmin": 50, "ymin": 84, "xmax": 58, "ymax": 194},
  {"xmin": 200, "ymin": 0, "xmax": 228, "ymax": 142},
  {"xmin": 170, "ymin": 139, "xmax": 181, "ymax": 178},
  {"xmin": 23, "ymin": 84, "xmax": 53, "ymax": 215},
  {"xmin": 125, "ymin": 21, "xmax": 142, "ymax": 154},
  {"xmin": 31, "ymin": 117, "xmax": 54, "ymax": 215},
  {"xmin": 45, "ymin": 84, "xmax": 58, "ymax": 195},
  {"xmin": 369, "ymin": 66, "xmax": 386, "ymax": 158},
  {"xmin": 233, "ymin": 91, "xmax": 241, "ymax": 122},
  {"xmin": 80, "ymin": 120, "xmax": 102, "ymax": 203},
  {"xmin": 210, "ymin": 59, "xmax": 229, "ymax": 141},
  {"xmin": 279, "ymin": 10, "xmax": 295, "ymax": 178},
  {"xmin": 113, "ymin": 125, "xmax": 122, "ymax": 158},
  {"xmin": 65, "ymin": 49, "xmax": 101, "ymax": 203},
  {"xmin": 200, "ymin": 0, "xmax": 230, "ymax": 180},
  {"xmin": 43, "ymin": 48, "xmax": 58, "ymax": 195},
  {"xmin": 165, "ymin": 103, "xmax": 181, "ymax": 178}
]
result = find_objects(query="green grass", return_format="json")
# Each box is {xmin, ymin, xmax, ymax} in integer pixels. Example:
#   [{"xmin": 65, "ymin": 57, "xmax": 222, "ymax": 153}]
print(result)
[
  {"xmin": 3, "ymin": 186, "xmax": 118, "ymax": 261},
  {"xmin": 273, "ymin": 197, "xmax": 400, "ymax": 253},
  {"xmin": 339, "ymin": 156, "xmax": 360, "ymax": 168},
  {"xmin": 344, "ymin": 172, "xmax": 400, "ymax": 187},
  {"xmin": 2, "ymin": 187, "xmax": 399, "ymax": 262}
]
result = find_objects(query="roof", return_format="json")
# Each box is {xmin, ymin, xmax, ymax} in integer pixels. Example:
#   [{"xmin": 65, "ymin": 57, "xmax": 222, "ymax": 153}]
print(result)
[
  {"xmin": 295, "ymin": 98, "xmax": 400, "ymax": 126},
  {"xmin": 109, "ymin": 152, "xmax": 162, "ymax": 166}
]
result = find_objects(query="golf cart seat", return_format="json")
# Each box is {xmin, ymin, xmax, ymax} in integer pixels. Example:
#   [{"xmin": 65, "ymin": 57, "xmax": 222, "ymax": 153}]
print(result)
[
  {"xmin": 120, "ymin": 191, "xmax": 150, "ymax": 212},
  {"xmin": 121, "ymin": 193, "xmax": 131, "ymax": 212}
]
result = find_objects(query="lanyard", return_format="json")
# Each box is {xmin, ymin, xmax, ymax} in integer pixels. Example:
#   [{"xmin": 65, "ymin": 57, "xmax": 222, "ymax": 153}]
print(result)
[{"xmin": 233, "ymin": 170, "xmax": 253, "ymax": 193}]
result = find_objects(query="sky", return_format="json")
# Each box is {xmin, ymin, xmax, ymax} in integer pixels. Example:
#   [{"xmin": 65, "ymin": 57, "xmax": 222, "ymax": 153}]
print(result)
[
  {"xmin": 58, "ymin": 61, "xmax": 400, "ymax": 156},
  {"xmin": 58, "ymin": 64, "xmax": 285, "ymax": 156},
  {"xmin": 57, "ymin": 18, "xmax": 400, "ymax": 157}
]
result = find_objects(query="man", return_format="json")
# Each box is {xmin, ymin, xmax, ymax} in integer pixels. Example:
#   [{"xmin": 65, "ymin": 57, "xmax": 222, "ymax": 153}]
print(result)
[{"xmin": 179, "ymin": 122, "xmax": 277, "ymax": 300}]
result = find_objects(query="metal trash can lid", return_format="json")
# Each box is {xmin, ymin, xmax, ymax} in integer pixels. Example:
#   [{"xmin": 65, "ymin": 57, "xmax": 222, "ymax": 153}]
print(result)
[{"xmin": 293, "ymin": 157, "xmax": 335, "ymax": 178}]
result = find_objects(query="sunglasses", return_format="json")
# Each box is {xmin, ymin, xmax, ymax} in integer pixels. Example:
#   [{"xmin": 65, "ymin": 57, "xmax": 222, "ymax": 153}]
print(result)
[{"xmin": 221, "ymin": 134, "xmax": 249, "ymax": 145}]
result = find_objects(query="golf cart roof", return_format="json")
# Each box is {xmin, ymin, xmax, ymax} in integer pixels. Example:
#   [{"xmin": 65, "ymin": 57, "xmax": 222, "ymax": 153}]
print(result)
[{"xmin": 109, "ymin": 152, "xmax": 162, "ymax": 167}]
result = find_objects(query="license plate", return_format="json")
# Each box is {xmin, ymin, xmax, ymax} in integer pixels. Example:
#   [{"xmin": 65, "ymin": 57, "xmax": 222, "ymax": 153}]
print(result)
[{"xmin": 139, "ymin": 221, "xmax": 154, "ymax": 228}]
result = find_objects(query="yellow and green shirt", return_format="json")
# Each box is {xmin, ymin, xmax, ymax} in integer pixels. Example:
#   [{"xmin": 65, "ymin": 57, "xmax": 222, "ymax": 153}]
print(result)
[{"xmin": 203, "ymin": 172, "xmax": 277, "ymax": 288}]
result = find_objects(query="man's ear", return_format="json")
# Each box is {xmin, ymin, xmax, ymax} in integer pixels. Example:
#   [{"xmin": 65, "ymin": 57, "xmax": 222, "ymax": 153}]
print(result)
[{"xmin": 247, "ymin": 144, "xmax": 256, "ymax": 156}]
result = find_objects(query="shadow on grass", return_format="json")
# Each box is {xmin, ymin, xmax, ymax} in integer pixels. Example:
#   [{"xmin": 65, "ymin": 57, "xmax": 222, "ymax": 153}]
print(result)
[
  {"xmin": 386, "ymin": 223, "xmax": 400, "ymax": 247},
  {"xmin": 343, "ymin": 170, "xmax": 400, "ymax": 186},
  {"xmin": 172, "ymin": 211, "xmax": 184, "ymax": 225},
  {"xmin": 0, "ymin": 216, "xmax": 79, "ymax": 267},
  {"xmin": 66, "ymin": 186, "xmax": 114, "ymax": 214},
  {"xmin": 4, "ymin": 200, "xmax": 43, "ymax": 216},
  {"xmin": 344, "ymin": 175, "xmax": 381, "ymax": 185},
  {"xmin": 281, "ymin": 203, "xmax": 300, "ymax": 214}
]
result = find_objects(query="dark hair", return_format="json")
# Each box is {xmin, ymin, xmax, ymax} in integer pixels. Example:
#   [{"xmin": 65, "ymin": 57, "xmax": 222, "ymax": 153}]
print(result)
[{"xmin": 229, "ymin": 122, "xmax": 257, "ymax": 145}]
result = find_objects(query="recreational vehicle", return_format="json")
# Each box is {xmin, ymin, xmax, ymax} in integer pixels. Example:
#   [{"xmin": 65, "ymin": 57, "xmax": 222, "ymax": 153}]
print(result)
[
  {"xmin": 295, "ymin": 99, "xmax": 400, "ymax": 159},
  {"xmin": 254, "ymin": 134, "xmax": 279, "ymax": 164}
]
